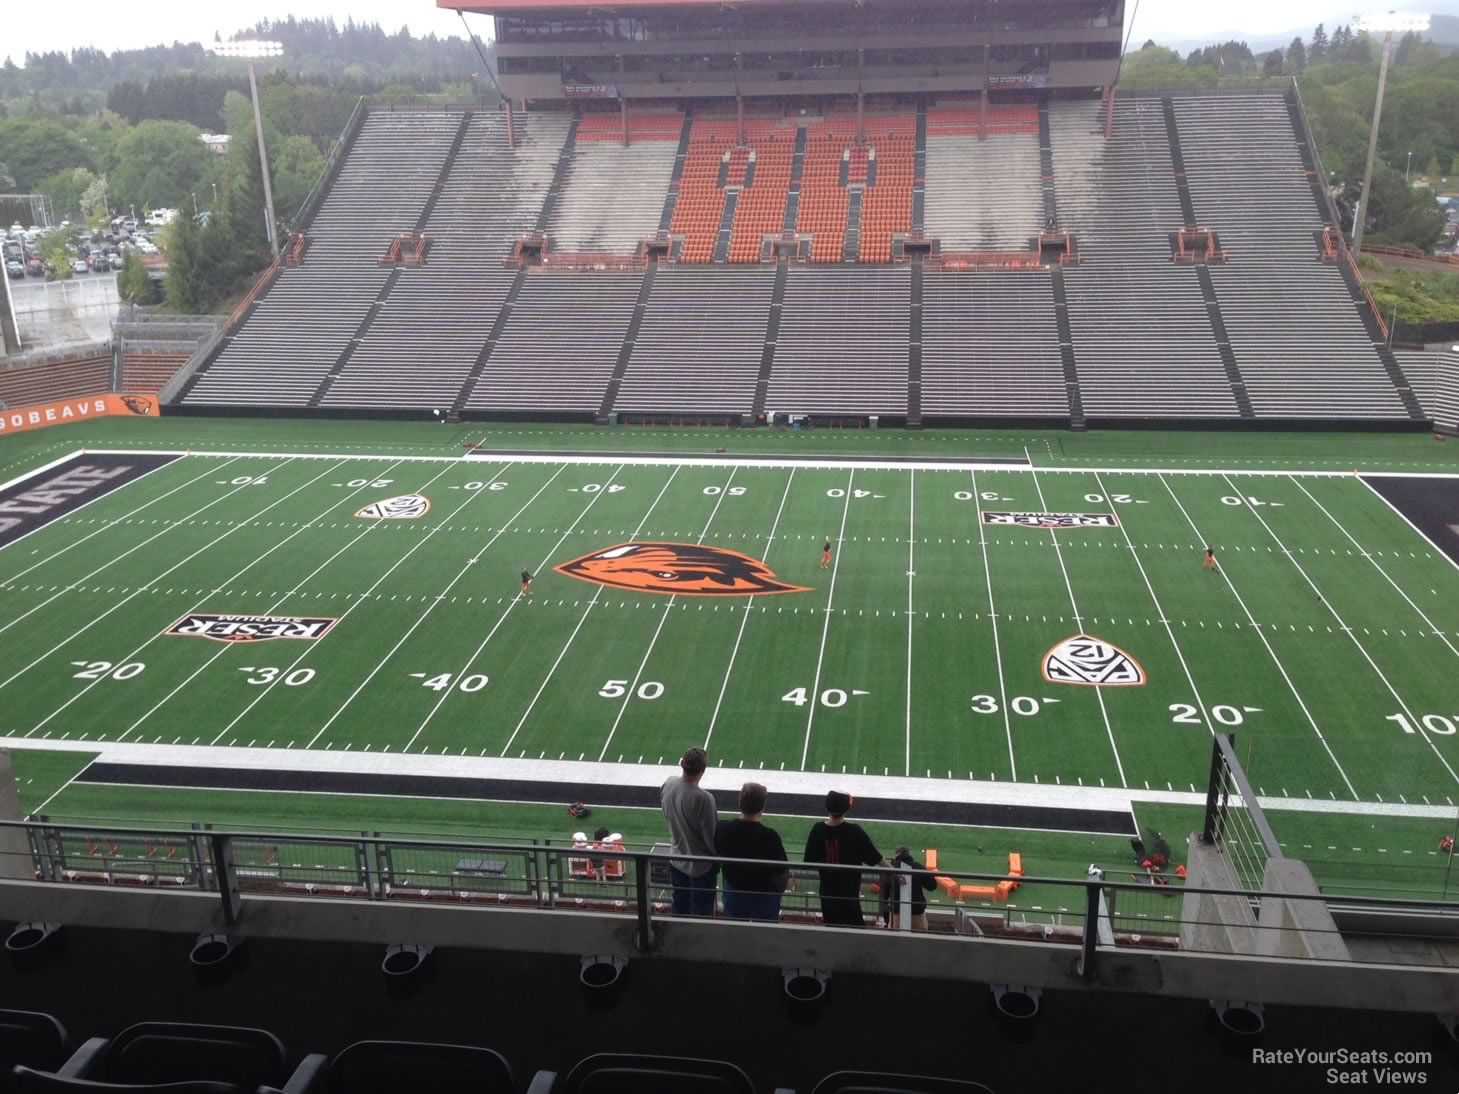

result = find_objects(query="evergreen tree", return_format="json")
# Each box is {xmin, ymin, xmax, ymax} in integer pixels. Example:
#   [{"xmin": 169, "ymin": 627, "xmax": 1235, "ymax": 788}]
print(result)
[
  {"xmin": 220, "ymin": 115, "xmax": 272, "ymax": 266},
  {"xmin": 1286, "ymin": 37, "xmax": 1307, "ymax": 75},
  {"xmin": 1263, "ymin": 50, "xmax": 1284, "ymax": 77},
  {"xmin": 1309, "ymin": 24, "xmax": 1329, "ymax": 65},
  {"xmin": 116, "ymin": 249, "xmax": 156, "ymax": 304},
  {"xmin": 163, "ymin": 208, "xmax": 208, "ymax": 312}
]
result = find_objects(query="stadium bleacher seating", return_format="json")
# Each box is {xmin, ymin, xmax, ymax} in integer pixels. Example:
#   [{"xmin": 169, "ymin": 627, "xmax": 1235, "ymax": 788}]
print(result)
[
  {"xmin": 1055, "ymin": 99, "xmax": 1238, "ymax": 418},
  {"xmin": 119, "ymin": 352, "xmax": 189, "ymax": 395},
  {"xmin": 0, "ymin": 354, "xmax": 110, "ymax": 407},
  {"xmin": 615, "ymin": 267, "xmax": 776, "ymax": 415},
  {"xmin": 1173, "ymin": 95, "xmax": 1409, "ymax": 420},
  {"xmin": 169, "ymin": 92, "xmax": 1425, "ymax": 426},
  {"xmin": 0, "ymin": 1010, "xmax": 72, "ymax": 1080}
]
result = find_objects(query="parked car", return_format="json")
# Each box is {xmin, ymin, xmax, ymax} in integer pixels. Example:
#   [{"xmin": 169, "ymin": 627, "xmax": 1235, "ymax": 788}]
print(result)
[
  {"xmin": 108, "ymin": 253, "xmax": 125, "ymax": 270},
  {"xmin": 25, "ymin": 258, "xmax": 42, "ymax": 277},
  {"xmin": 69, "ymin": 258, "xmax": 88, "ymax": 274},
  {"xmin": 4, "ymin": 259, "xmax": 23, "ymax": 279}
]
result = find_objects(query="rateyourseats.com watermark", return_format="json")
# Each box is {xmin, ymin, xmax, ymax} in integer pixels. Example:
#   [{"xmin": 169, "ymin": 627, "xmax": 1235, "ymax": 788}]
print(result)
[{"xmin": 1252, "ymin": 1048, "xmax": 1435, "ymax": 1085}]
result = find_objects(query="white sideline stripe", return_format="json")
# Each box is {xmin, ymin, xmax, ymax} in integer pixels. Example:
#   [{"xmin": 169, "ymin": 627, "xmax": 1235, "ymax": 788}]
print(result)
[
  {"xmin": 72, "ymin": 449, "xmax": 1459, "ymax": 477},
  {"xmin": 799, "ymin": 469, "xmax": 855, "ymax": 769},
  {"xmin": 970, "ymin": 469, "xmax": 1016, "ymax": 781},
  {"xmin": 1221, "ymin": 471, "xmax": 1459, "ymax": 789},
  {"xmin": 0, "ymin": 449, "xmax": 97, "ymax": 493},
  {"xmin": 703, "ymin": 469, "xmax": 796, "ymax": 750},
  {"xmin": 6, "ymin": 737, "xmax": 1451, "ymax": 820},
  {"xmin": 1158, "ymin": 473, "xmax": 1360, "ymax": 800},
  {"xmin": 500, "ymin": 465, "xmax": 677, "ymax": 759},
  {"xmin": 1026, "ymin": 450, "xmax": 1127, "ymax": 787},
  {"xmin": 596, "ymin": 467, "xmax": 736, "ymax": 763},
  {"xmin": 1359, "ymin": 477, "xmax": 1459, "ymax": 578},
  {"xmin": 0, "ymin": 454, "xmax": 199, "ymax": 566}
]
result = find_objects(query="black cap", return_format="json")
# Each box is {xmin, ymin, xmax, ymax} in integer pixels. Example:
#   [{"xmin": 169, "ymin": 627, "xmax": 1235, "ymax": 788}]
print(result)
[{"xmin": 825, "ymin": 790, "xmax": 852, "ymax": 816}]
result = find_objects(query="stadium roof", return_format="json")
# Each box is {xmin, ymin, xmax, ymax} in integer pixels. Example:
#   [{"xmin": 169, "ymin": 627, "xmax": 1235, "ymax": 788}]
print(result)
[{"xmin": 440, "ymin": 0, "xmax": 846, "ymax": 12}]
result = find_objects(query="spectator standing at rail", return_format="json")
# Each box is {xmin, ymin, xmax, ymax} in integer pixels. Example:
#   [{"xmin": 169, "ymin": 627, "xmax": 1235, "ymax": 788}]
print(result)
[
  {"xmin": 804, "ymin": 791, "xmax": 890, "ymax": 928},
  {"xmin": 660, "ymin": 747, "xmax": 719, "ymax": 916},
  {"xmin": 887, "ymin": 846, "xmax": 938, "ymax": 931},
  {"xmin": 714, "ymin": 782, "xmax": 789, "ymax": 922}
]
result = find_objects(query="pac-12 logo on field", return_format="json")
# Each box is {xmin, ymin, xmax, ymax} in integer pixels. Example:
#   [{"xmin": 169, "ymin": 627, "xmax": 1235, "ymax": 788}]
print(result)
[
  {"xmin": 555, "ymin": 542, "xmax": 811, "ymax": 597},
  {"xmin": 164, "ymin": 613, "xmax": 340, "ymax": 643},
  {"xmin": 356, "ymin": 494, "xmax": 430, "ymax": 520},
  {"xmin": 1042, "ymin": 635, "xmax": 1146, "ymax": 686},
  {"xmin": 983, "ymin": 512, "xmax": 1119, "ymax": 529}
]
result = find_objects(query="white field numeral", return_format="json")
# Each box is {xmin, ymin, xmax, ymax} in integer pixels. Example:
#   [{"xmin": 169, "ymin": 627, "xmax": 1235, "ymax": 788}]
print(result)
[
  {"xmin": 240, "ymin": 666, "xmax": 315, "ymax": 687},
  {"xmin": 970, "ymin": 694, "xmax": 1055, "ymax": 716},
  {"xmin": 1170, "ymin": 703, "xmax": 1261, "ymax": 726},
  {"xmin": 599, "ymin": 679, "xmax": 664, "ymax": 700},
  {"xmin": 1387, "ymin": 712, "xmax": 1458, "ymax": 736},
  {"xmin": 412, "ymin": 672, "xmax": 489, "ymax": 693},
  {"xmin": 70, "ymin": 660, "xmax": 145, "ymax": 681}
]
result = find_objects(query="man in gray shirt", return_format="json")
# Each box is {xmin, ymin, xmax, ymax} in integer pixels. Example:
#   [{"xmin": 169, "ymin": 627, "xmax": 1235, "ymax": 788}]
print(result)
[{"xmin": 660, "ymin": 746, "xmax": 719, "ymax": 916}]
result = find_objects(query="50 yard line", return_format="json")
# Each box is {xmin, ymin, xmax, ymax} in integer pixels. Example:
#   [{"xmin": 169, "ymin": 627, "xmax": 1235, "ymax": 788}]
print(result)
[
  {"xmin": 1024, "ymin": 448, "xmax": 1126, "ymax": 787},
  {"xmin": 703, "ymin": 467, "xmax": 796, "ymax": 751},
  {"xmin": 799, "ymin": 468, "xmax": 855, "ymax": 770}
]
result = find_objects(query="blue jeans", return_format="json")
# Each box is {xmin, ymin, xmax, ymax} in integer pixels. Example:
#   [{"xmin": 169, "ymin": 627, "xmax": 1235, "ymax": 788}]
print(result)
[
  {"xmin": 669, "ymin": 864, "xmax": 718, "ymax": 917},
  {"xmin": 723, "ymin": 887, "xmax": 782, "ymax": 922}
]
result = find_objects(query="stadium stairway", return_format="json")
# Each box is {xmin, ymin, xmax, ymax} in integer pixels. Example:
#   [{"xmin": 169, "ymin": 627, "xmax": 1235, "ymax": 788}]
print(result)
[
  {"xmin": 712, "ymin": 189, "xmax": 739, "ymax": 263},
  {"xmin": 451, "ymin": 267, "xmax": 528, "ymax": 418},
  {"xmin": 305, "ymin": 114, "xmax": 472, "ymax": 409},
  {"xmin": 597, "ymin": 258, "xmax": 659, "ymax": 420},
  {"xmin": 913, "ymin": 102, "xmax": 927, "ymax": 232},
  {"xmin": 1163, "ymin": 98, "xmax": 1255, "ymax": 420},
  {"xmin": 657, "ymin": 114, "xmax": 694, "ymax": 233},
  {"xmin": 1049, "ymin": 268, "xmax": 1085, "ymax": 430},
  {"xmin": 535, "ymin": 117, "xmax": 582, "ymax": 234},
  {"xmin": 783, "ymin": 126, "xmax": 808, "ymax": 231},
  {"xmin": 1038, "ymin": 102, "xmax": 1057, "ymax": 226},
  {"xmin": 751, "ymin": 258, "xmax": 789, "ymax": 421},
  {"xmin": 907, "ymin": 259, "xmax": 923, "ymax": 427},
  {"xmin": 842, "ymin": 188, "xmax": 863, "ymax": 263}
]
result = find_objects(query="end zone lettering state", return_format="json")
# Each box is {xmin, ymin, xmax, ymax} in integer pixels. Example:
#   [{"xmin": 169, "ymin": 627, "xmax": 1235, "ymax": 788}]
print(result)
[{"xmin": 0, "ymin": 453, "xmax": 180, "ymax": 549}]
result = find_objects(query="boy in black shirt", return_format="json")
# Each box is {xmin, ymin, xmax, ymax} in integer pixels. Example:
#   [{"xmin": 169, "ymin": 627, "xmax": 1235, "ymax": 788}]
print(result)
[
  {"xmin": 803, "ymin": 790, "xmax": 889, "ymax": 928},
  {"xmin": 713, "ymin": 782, "xmax": 789, "ymax": 921}
]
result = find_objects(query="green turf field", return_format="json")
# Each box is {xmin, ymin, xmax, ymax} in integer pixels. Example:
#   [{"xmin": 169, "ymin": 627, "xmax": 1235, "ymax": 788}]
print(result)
[{"xmin": 3, "ymin": 418, "xmax": 1459, "ymax": 899}]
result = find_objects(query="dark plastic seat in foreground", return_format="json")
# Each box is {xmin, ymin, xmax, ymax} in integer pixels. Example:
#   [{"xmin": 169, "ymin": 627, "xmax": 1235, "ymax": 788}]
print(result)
[
  {"xmin": 529, "ymin": 1053, "xmax": 793, "ymax": 1094},
  {"xmin": 809, "ymin": 1073, "xmax": 995, "ymax": 1094},
  {"xmin": 314, "ymin": 1040, "xmax": 515, "ymax": 1093},
  {"xmin": 11, "ymin": 1022, "xmax": 323, "ymax": 1094},
  {"xmin": 0, "ymin": 1010, "xmax": 72, "ymax": 1084}
]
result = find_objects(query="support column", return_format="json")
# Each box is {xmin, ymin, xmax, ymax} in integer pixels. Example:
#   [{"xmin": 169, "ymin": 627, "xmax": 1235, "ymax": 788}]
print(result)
[
  {"xmin": 979, "ymin": 90, "xmax": 989, "ymax": 142},
  {"xmin": 0, "ymin": 750, "xmax": 32, "ymax": 879},
  {"xmin": 737, "ymin": 94, "xmax": 745, "ymax": 146},
  {"xmin": 621, "ymin": 95, "xmax": 630, "ymax": 146},
  {"xmin": 1103, "ymin": 85, "xmax": 1115, "ymax": 139},
  {"xmin": 856, "ymin": 90, "xmax": 865, "ymax": 145},
  {"xmin": 505, "ymin": 99, "xmax": 516, "ymax": 149}
]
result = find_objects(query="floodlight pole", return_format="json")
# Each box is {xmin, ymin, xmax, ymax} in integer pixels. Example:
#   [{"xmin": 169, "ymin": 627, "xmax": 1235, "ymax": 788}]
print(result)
[
  {"xmin": 1352, "ymin": 30, "xmax": 1394, "ymax": 258},
  {"xmin": 245, "ymin": 57, "xmax": 280, "ymax": 259}
]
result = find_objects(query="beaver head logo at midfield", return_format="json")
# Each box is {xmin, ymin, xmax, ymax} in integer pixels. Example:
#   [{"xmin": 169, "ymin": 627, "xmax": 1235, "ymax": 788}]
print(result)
[{"xmin": 555, "ymin": 542, "xmax": 810, "ymax": 597}]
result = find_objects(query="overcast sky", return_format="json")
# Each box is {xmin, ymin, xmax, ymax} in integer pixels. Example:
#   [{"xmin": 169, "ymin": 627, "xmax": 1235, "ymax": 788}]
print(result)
[{"xmin": 5, "ymin": 0, "xmax": 1453, "ymax": 59}]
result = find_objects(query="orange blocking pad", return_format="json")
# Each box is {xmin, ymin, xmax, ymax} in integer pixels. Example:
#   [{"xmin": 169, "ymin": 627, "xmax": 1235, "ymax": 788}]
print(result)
[{"xmin": 927, "ymin": 849, "xmax": 1025, "ymax": 903}]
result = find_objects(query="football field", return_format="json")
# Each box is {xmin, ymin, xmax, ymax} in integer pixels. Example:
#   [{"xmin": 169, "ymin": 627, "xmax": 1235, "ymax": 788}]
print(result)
[{"xmin": 3, "ymin": 424, "xmax": 1459, "ymax": 898}]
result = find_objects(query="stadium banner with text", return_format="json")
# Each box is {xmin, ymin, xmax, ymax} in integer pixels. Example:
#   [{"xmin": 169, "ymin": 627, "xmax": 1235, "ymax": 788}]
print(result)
[
  {"xmin": 0, "ymin": 451, "xmax": 181, "ymax": 548},
  {"xmin": 0, "ymin": 393, "xmax": 160, "ymax": 436}
]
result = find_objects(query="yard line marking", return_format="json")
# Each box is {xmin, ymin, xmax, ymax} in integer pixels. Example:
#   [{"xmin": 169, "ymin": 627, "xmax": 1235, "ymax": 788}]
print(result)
[
  {"xmin": 1025, "ymin": 450, "xmax": 1125, "ymax": 787},
  {"xmin": 800, "ymin": 469, "xmax": 855, "ymax": 769},
  {"xmin": 402, "ymin": 463, "xmax": 627, "ymax": 754},
  {"xmin": 1358, "ymin": 477, "xmax": 1459, "ymax": 577},
  {"xmin": 108, "ymin": 462, "xmax": 413, "ymax": 740},
  {"xmin": 598, "ymin": 468, "xmax": 736, "ymax": 762},
  {"xmin": 970, "ymin": 469, "xmax": 1017, "ymax": 781},
  {"xmin": 1292, "ymin": 477, "xmax": 1459, "ymax": 667},
  {"xmin": 905, "ymin": 469, "xmax": 915, "ymax": 777},
  {"xmin": 0, "ymin": 456, "xmax": 253, "ymax": 638},
  {"xmin": 1236, "ymin": 473, "xmax": 1459, "ymax": 787},
  {"xmin": 3, "ymin": 456, "xmax": 305, "ymax": 700},
  {"xmin": 502, "ymin": 465, "xmax": 679, "ymax": 759},
  {"xmin": 293, "ymin": 462, "xmax": 544, "ymax": 749},
  {"xmin": 1159, "ymin": 473, "xmax": 1359, "ymax": 798},
  {"xmin": 0, "ymin": 456, "xmax": 232, "ymax": 581},
  {"xmin": 704, "ymin": 469, "xmax": 796, "ymax": 750},
  {"xmin": 1093, "ymin": 470, "xmax": 1220, "ymax": 741}
]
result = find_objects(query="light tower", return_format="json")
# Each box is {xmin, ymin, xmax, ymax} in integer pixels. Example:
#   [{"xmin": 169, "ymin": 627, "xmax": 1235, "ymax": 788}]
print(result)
[
  {"xmin": 1351, "ymin": 11, "xmax": 1430, "ymax": 258},
  {"xmin": 212, "ymin": 40, "xmax": 285, "ymax": 259}
]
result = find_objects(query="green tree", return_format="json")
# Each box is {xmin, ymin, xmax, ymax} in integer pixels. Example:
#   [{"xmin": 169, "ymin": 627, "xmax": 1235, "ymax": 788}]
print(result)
[
  {"xmin": 80, "ymin": 173, "xmax": 110, "ymax": 225},
  {"xmin": 0, "ymin": 117, "xmax": 92, "ymax": 190},
  {"xmin": 1286, "ymin": 37, "xmax": 1307, "ymax": 75},
  {"xmin": 38, "ymin": 166, "xmax": 97, "ymax": 217},
  {"xmin": 0, "ymin": 162, "xmax": 14, "ymax": 190},
  {"xmin": 116, "ymin": 249, "xmax": 157, "ymax": 304},
  {"xmin": 108, "ymin": 119, "xmax": 212, "ymax": 210},
  {"xmin": 1309, "ymin": 24, "xmax": 1329, "ymax": 65},
  {"xmin": 1263, "ymin": 50, "xmax": 1284, "ymax": 77},
  {"xmin": 163, "ymin": 208, "xmax": 209, "ymax": 312},
  {"xmin": 37, "ymin": 230, "xmax": 72, "ymax": 280},
  {"xmin": 270, "ymin": 134, "xmax": 325, "ymax": 223},
  {"xmin": 218, "ymin": 95, "xmax": 273, "ymax": 263}
]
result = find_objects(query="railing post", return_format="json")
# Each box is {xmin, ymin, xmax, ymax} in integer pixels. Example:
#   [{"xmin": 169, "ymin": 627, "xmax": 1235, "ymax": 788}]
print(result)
[
  {"xmin": 634, "ymin": 852, "xmax": 655, "ymax": 952},
  {"xmin": 363, "ymin": 833, "xmax": 382, "ymax": 900},
  {"xmin": 209, "ymin": 833, "xmax": 241, "ymax": 926},
  {"xmin": 1078, "ymin": 881, "xmax": 1100, "ymax": 981}
]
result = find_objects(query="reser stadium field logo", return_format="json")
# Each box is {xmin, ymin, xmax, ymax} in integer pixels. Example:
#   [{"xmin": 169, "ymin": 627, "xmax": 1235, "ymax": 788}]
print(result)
[
  {"xmin": 356, "ymin": 494, "xmax": 431, "ymax": 520},
  {"xmin": 982, "ymin": 511, "xmax": 1119, "ymax": 529},
  {"xmin": 556, "ymin": 542, "xmax": 810, "ymax": 597},
  {"xmin": 164, "ymin": 613, "xmax": 340, "ymax": 643},
  {"xmin": 1042, "ymin": 635, "xmax": 1146, "ymax": 687}
]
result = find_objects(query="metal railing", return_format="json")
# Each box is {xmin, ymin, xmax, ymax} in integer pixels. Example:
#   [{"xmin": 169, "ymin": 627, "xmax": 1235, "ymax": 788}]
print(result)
[{"xmin": 8, "ymin": 819, "xmax": 1459, "ymax": 972}]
